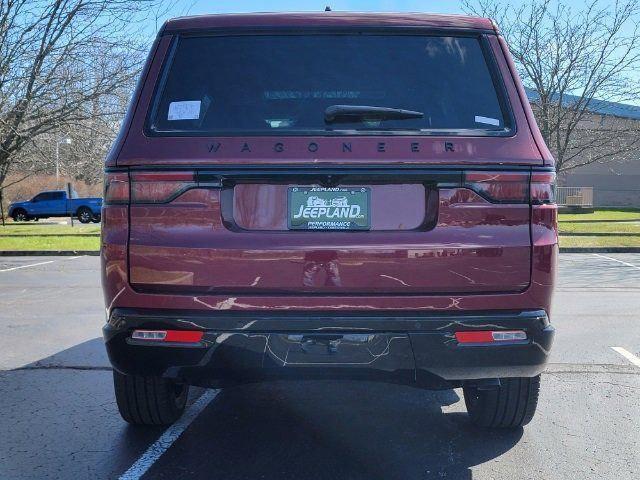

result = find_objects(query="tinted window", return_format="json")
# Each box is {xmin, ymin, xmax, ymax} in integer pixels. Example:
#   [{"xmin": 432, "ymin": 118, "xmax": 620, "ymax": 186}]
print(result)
[
  {"xmin": 34, "ymin": 192, "xmax": 64, "ymax": 201},
  {"xmin": 150, "ymin": 35, "xmax": 511, "ymax": 135}
]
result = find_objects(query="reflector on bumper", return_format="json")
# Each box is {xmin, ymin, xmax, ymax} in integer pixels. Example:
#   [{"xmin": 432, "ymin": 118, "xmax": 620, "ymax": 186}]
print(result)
[
  {"xmin": 455, "ymin": 330, "xmax": 527, "ymax": 344},
  {"xmin": 131, "ymin": 330, "xmax": 203, "ymax": 343}
]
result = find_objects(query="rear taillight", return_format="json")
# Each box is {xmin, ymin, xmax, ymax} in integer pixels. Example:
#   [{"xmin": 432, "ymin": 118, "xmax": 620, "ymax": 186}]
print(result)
[
  {"xmin": 530, "ymin": 172, "xmax": 556, "ymax": 204},
  {"xmin": 103, "ymin": 172, "xmax": 129, "ymax": 205},
  {"xmin": 130, "ymin": 171, "xmax": 196, "ymax": 203},
  {"xmin": 464, "ymin": 171, "xmax": 556, "ymax": 205},
  {"xmin": 530, "ymin": 171, "xmax": 558, "ymax": 244},
  {"xmin": 464, "ymin": 171, "xmax": 529, "ymax": 203}
]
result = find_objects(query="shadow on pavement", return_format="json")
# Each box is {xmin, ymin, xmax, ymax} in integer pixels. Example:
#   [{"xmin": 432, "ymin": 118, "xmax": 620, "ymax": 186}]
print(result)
[
  {"xmin": 145, "ymin": 380, "xmax": 523, "ymax": 480},
  {"xmin": 2, "ymin": 337, "xmax": 524, "ymax": 480}
]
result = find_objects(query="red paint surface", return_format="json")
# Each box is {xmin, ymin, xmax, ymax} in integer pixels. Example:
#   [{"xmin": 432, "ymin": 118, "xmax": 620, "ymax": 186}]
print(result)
[
  {"xmin": 162, "ymin": 12, "xmax": 497, "ymax": 34},
  {"xmin": 127, "ymin": 187, "xmax": 531, "ymax": 294}
]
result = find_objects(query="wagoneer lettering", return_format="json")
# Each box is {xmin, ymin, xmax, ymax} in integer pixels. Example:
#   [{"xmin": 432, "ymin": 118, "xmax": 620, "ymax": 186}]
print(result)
[
  {"xmin": 102, "ymin": 12, "xmax": 557, "ymax": 429},
  {"xmin": 205, "ymin": 140, "xmax": 462, "ymax": 155}
]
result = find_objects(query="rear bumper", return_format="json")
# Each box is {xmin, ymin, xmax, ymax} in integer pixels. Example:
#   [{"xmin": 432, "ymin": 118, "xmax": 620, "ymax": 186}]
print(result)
[{"xmin": 103, "ymin": 309, "xmax": 554, "ymax": 389}]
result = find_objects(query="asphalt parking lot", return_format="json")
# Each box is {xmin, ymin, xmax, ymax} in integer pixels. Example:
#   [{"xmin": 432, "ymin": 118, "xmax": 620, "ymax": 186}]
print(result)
[{"xmin": 0, "ymin": 254, "xmax": 639, "ymax": 479}]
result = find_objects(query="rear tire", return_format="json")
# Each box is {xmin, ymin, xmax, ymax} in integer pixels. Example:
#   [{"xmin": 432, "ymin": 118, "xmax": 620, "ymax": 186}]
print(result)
[
  {"xmin": 76, "ymin": 207, "xmax": 93, "ymax": 224},
  {"xmin": 113, "ymin": 370, "xmax": 189, "ymax": 426},
  {"xmin": 463, "ymin": 375, "xmax": 540, "ymax": 429}
]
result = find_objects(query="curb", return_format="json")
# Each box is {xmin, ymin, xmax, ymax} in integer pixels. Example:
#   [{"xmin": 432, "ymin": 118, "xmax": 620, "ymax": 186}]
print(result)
[
  {"xmin": 0, "ymin": 250, "xmax": 100, "ymax": 256},
  {"xmin": 560, "ymin": 232, "xmax": 640, "ymax": 237},
  {"xmin": 559, "ymin": 247, "xmax": 640, "ymax": 253},
  {"xmin": 1, "ymin": 234, "xmax": 100, "ymax": 238}
]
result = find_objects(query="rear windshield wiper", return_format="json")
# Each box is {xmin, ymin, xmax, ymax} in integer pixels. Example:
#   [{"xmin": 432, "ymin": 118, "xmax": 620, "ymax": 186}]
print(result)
[{"xmin": 324, "ymin": 105, "xmax": 424, "ymax": 124}]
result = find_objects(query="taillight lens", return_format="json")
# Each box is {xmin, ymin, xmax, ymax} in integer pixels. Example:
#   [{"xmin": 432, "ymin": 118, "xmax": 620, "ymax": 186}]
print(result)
[
  {"xmin": 103, "ymin": 172, "xmax": 129, "ymax": 204},
  {"xmin": 530, "ymin": 172, "xmax": 556, "ymax": 204},
  {"xmin": 464, "ymin": 171, "xmax": 529, "ymax": 203},
  {"xmin": 130, "ymin": 171, "xmax": 196, "ymax": 203},
  {"xmin": 464, "ymin": 171, "xmax": 556, "ymax": 205}
]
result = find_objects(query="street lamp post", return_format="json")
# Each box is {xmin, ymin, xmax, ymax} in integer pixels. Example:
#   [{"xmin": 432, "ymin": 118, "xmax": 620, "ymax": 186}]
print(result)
[{"xmin": 55, "ymin": 137, "xmax": 72, "ymax": 186}]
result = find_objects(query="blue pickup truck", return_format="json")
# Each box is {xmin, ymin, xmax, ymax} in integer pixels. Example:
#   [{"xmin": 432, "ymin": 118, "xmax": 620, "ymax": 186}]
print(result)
[{"xmin": 8, "ymin": 190, "xmax": 102, "ymax": 223}]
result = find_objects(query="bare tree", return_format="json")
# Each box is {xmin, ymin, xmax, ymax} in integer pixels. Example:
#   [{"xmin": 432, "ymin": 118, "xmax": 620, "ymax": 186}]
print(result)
[
  {"xmin": 0, "ymin": 0, "xmax": 169, "ymax": 192},
  {"xmin": 463, "ymin": 0, "xmax": 640, "ymax": 173}
]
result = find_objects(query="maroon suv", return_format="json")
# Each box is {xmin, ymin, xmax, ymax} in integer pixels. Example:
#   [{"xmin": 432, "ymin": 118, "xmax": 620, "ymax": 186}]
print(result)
[{"xmin": 102, "ymin": 12, "xmax": 557, "ymax": 429}]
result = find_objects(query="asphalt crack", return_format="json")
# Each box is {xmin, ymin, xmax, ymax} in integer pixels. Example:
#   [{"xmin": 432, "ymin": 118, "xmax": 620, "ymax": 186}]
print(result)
[{"xmin": 545, "ymin": 363, "xmax": 640, "ymax": 375}]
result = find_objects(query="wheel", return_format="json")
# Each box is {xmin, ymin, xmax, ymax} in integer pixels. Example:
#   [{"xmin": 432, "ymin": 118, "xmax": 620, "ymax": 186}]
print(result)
[
  {"xmin": 11, "ymin": 209, "xmax": 28, "ymax": 222},
  {"xmin": 76, "ymin": 207, "xmax": 93, "ymax": 223},
  {"xmin": 113, "ymin": 370, "xmax": 189, "ymax": 426},
  {"xmin": 91, "ymin": 214, "xmax": 101, "ymax": 223},
  {"xmin": 463, "ymin": 375, "xmax": 540, "ymax": 429}
]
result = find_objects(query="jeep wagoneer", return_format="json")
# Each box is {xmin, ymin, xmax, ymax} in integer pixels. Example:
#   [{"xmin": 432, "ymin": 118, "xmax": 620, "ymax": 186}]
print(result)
[{"xmin": 101, "ymin": 12, "xmax": 557, "ymax": 429}]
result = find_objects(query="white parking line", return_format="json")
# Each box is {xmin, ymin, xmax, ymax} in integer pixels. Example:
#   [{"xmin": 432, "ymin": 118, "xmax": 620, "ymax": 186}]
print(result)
[
  {"xmin": 0, "ymin": 260, "xmax": 54, "ymax": 272},
  {"xmin": 593, "ymin": 253, "xmax": 640, "ymax": 271},
  {"xmin": 611, "ymin": 347, "xmax": 640, "ymax": 368},
  {"xmin": 119, "ymin": 389, "xmax": 219, "ymax": 480}
]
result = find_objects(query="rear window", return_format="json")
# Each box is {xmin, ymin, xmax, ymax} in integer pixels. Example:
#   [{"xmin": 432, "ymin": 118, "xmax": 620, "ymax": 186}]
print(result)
[{"xmin": 148, "ymin": 34, "xmax": 512, "ymax": 136}]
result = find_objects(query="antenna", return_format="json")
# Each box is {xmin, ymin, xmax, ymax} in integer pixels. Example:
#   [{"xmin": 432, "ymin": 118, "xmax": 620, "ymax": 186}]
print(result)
[{"xmin": 325, "ymin": 6, "xmax": 332, "ymax": 11}]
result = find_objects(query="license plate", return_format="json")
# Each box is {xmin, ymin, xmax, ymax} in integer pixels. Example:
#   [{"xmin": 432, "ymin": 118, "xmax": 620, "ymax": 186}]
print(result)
[{"xmin": 288, "ymin": 187, "xmax": 370, "ymax": 230}]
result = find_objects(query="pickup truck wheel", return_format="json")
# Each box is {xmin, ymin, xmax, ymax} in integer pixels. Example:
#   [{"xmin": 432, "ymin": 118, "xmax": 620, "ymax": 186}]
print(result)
[
  {"xmin": 91, "ymin": 214, "xmax": 101, "ymax": 223},
  {"xmin": 11, "ymin": 209, "xmax": 28, "ymax": 222},
  {"xmin": 76, "ymin": 207, "xmax": 93, "ymax": 223},
  {"xmin": 463, "ymin": 375, "xmax": 540, "ymax": 429},
  {"xmin": 113, "ymin": 370, "xmax": 189, "ymax": 426}
]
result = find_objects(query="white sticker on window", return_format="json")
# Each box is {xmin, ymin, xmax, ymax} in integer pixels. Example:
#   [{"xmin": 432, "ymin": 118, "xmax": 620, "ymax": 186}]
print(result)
[
  {"xmin": 474, "ymin": 115, "xmax": 500, "ymax": 126},
  {"xmin": 168, "ymin": 101, "xmax": 201, "ymax": 121}
]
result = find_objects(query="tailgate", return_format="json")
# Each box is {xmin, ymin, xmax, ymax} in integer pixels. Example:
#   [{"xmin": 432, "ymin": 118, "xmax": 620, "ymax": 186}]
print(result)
[{"xmin": 127, "ymin": 167, "xmax": 532, "ymax": 295}]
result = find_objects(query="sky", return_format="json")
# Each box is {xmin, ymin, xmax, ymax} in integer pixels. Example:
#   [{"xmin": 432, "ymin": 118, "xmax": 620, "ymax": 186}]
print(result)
[
  {"xmin": 160, "ymin": 0, "xmax": 622, "ymax": 18},
  {"xmin": 168, "ymin": 1, "xmax": 463, "ymax": 17},
  {"xmin": 149, "ymin": 1, "xmax": 636, "ymax": 40}
]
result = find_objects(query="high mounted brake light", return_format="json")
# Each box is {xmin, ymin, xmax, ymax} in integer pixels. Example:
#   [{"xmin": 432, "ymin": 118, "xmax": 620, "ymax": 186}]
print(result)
[{"xmin": 130, "ymin": 171, "xmax": 196, "ymax": 203}]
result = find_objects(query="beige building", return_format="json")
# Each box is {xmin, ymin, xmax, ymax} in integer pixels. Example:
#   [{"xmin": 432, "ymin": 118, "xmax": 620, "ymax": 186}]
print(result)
[
  {"xmin": 559, "ymin": 161, "xmax": 640, "ymax": 207},
  {"xmin": 526, "ymin": 89, "xmax": 640, "ymax": 207}
]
